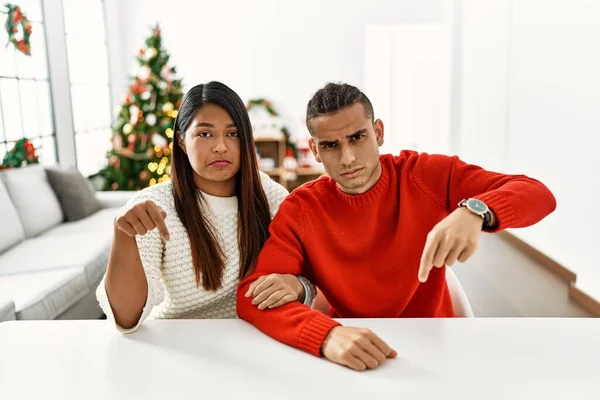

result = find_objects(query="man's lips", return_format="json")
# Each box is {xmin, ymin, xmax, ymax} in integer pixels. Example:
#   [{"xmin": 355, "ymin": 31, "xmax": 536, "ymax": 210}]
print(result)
[{"xmin": 341, "ymin": 168, "xmax": 363, "ymax": 177}]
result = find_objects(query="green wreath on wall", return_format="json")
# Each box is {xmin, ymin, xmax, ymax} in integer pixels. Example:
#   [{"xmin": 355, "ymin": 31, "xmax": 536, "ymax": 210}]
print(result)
[
  {"xmin": 246, "ymin": 98, "xmax": 297, "ymax": 159},
  {"xmin": 2, "ymin": 3, "xmax": 32, "ymax": 55}
]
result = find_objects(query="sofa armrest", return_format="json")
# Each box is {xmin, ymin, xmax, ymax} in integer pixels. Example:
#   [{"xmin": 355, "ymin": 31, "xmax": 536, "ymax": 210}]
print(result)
[
  {"xmin": 0, "ymin": 298, "xmax": 16, "ymax": 322},
  {"xmin": 95, "ymin": 191, "xmax": 137, "ymax": 209}
]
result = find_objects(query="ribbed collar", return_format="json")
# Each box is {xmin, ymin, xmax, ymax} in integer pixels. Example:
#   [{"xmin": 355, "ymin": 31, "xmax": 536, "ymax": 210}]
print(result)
[
  {"xmin": 198, "ymin": 190, "xmax": 238, "ymax": 215},
  {"xmin": 334, "ymin": 159, "xmax": 390, "ymax": 206}
]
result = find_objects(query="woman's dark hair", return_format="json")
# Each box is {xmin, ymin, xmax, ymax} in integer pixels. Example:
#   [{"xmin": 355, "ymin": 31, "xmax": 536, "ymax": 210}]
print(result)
[{"xmin": 171, "ymin": 81, "xmax": 271, "ymax": 291}]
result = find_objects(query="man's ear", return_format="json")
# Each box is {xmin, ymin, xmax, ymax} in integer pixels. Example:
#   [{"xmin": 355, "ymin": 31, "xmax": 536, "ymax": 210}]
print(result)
[
  {"xmin": 178, "ymin": 131, "xmax": 186, "ymax": 154},
  {"xmin": 308, "ymin": 138, "xmax": 322, "ymax": 163},
  {"xmin": 373, "ymin": 119, "xmax": 384, "ymax": 147}
]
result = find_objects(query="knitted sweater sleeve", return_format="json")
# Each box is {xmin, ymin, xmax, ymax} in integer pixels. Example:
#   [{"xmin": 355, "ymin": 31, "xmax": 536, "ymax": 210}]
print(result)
[
  {"xmin": 237, "ymin": 195, "xmax": 341, "ymax": 357},
  {"xmin": 96, "ymin": 188, "xmax": 167, "ymax": 333},
  {"xmin": 259, "ymin": 172, "xmax": 316, "ymax": 306},
  {"xmin": 410, "ymin": 152, "xmax": 557, "ymax": 231}
]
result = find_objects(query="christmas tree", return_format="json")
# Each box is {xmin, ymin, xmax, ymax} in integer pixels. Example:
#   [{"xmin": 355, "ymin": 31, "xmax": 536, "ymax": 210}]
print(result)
[{"xmin": 100, "ymin": 24, "xmax": 183, "ymax": 191}]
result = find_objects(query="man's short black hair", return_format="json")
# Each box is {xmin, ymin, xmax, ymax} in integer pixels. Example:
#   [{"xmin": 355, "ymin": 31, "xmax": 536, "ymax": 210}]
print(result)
[{"xmin": 306, "ymin": 83, "xmax": 374, "ymax": 133}]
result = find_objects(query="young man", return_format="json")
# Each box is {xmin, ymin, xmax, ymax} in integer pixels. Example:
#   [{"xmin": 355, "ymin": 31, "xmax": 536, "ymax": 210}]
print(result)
[{"xmin": 236, "ymin": 83, "xmax": 556, "ymax": 372}]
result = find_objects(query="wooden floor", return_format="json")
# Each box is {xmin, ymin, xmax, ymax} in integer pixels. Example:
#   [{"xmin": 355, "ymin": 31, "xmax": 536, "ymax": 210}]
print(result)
[{"xmin": 453, "ymin": 234, "xmax": 592, "ymax": 317}]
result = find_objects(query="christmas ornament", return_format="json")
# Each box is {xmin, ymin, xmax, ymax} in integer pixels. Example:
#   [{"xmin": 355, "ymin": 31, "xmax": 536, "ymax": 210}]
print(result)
[
  {"xmin": 145, "ymin": 113, "xmax": 157, "ymax": 126},
  {"xmin": 109, "ymin": 155, "xmax": 119, "ymax": 168},
  {"xmin": 138, "ymin": 66, "xmax": 151, "ymax": 82},
  {"xmin": 129, "ymin": 106, "xmax": 140, "ymax": 126},
  {"xmin": 112, "ymin": 135, "xmax": 123, "ymax": 150},
  {"xmin": 145, "ymin": 47, "xmax": 158, "ymax": 59},
  {"xmin": 151, "ymin": 133, "xmax": 167, "ymax": 147},
  {"xmin": 160, "ymin": 65, "xmax": 175, "ymax": 82}
]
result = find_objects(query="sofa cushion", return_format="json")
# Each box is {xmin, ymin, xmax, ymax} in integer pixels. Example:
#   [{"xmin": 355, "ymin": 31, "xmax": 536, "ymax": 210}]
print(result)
[
  {"xmin": 0, "ymin": 165, "xmax": 64, "ymax": 237},
  {"xmin": 42, "ymin": 208, "xmax": 119, "ymax": 237},
  {"xmin": 46, "ymin": 167, "xmax": 102, "ymax": 222},
  {"xmin": 0, "ymin": 177, "xmax": 25, "ymax": 253},
  {"xmin": 0, "ymin": 232, "xmax": 111, "ymax": 288},
  {"xmin": 0, "ymin": 297, "xmax": 16, "ymax": 322},
  {"xmin": 0, "ymin": 267, "xmax": 89, "ymax": 320},
  {"xmin": 95, "ymin": 190, "xmax": 137, "ymax": 209}
]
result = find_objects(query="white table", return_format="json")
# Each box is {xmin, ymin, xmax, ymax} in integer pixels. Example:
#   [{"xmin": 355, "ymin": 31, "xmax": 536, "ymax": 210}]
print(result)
[{"xmin": 1, "ymin": 318, "xmax": 599, "ymax": 400}]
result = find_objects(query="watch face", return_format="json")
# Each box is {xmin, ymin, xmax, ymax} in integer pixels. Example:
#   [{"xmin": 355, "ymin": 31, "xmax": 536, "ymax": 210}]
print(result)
[{"xmin": 467, "ymin": 198, "xmax": 488, "ymax": 214}]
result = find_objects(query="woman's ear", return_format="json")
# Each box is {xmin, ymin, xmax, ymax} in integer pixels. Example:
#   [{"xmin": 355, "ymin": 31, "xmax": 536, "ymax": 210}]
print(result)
[{"xmin": 177, "ymin": 131, "xmax": 187, "ymax": 154}]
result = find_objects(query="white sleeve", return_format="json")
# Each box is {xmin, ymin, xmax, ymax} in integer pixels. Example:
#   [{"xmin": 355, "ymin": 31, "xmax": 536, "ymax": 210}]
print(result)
[{"xmin": 96, "ymin": 191, "xmax": 167, "ymax": 333}]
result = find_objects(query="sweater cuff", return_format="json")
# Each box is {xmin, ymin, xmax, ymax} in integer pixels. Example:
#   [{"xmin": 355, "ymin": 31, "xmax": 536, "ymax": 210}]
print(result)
[
  {"xmin": 476, "ymin": 191, "xmax": 516, "ymax": 232},
  {"xmin": 96, "ymin": 276, "xmax": 150, "ymax": 334},
  {"xmin": 297, "ymin": 312, "xmax": 341, "ymax": 357}
]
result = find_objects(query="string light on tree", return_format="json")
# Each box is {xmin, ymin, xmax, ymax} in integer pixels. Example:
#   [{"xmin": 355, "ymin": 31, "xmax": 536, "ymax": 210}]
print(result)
[{"xmin": 162, "ymin": 102, "xmax": 174, "ymax": 113}]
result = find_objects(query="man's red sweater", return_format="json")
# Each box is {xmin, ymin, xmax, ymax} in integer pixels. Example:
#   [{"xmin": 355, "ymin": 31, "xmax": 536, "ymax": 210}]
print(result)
[{"xmin": 237, "ymin": 151, "xmax": 556, "ymax": 357}]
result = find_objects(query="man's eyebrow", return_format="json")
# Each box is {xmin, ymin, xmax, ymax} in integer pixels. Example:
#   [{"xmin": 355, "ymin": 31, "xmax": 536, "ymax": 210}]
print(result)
[{"xmin": 346, "ymin": 129, "xmax": 368, "ymax": 138}]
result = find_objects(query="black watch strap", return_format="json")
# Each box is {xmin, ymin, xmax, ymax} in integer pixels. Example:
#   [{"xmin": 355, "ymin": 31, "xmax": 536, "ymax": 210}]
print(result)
[{"xmin": 482, "ymin": 210, "xmax": 491, "ymax": 230}]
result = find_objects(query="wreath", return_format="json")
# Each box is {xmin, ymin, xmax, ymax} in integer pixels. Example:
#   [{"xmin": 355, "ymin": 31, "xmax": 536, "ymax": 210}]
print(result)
[
  {"xmin": 0, "ymin": 138, "xmax": 39, "ymax": 169},
  {"xmin": 247, "ymin": 98, "xmax": 297, "ymax": 159},
  {"xmin": 2, "ymin": 3, "xmax": 32, "ymax": 55}
]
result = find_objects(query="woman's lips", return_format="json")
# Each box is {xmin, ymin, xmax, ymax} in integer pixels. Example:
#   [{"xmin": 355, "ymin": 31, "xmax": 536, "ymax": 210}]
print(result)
[{"xmin": 209, "ymin": 160, "xmax": 232, "ymax": 168}]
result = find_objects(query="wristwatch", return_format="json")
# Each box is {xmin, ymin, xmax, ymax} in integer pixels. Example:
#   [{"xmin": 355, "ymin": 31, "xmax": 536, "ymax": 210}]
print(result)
[
  {"xmin": 458, "ymin": 198, "xmax": 492, "ymax": 229},
  {"xmin": 298, "ymin": 276, "xmax": 315, "ymax": 306}
]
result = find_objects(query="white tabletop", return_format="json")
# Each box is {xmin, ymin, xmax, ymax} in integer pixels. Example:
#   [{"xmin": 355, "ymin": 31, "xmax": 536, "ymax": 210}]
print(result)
[{"xmin": 0, "ymin": 318, "xmax": 599, "ymax": 400}]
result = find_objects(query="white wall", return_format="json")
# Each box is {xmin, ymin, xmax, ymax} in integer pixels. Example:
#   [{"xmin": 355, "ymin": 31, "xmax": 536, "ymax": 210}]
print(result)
[
  {"xmin": 458, "ymin": 0, "xmax": 600, "ymax": 300},
  {"xmin": 365, "ymin": 22, "xmax": 452, "ymax": 156},
  {"xmin": 106, "ymin": 0, "xmax": 446, "ymax": 141},
  {"xmin": 456, "ymin": 0, "xmax": 511, "ymax": 173}
]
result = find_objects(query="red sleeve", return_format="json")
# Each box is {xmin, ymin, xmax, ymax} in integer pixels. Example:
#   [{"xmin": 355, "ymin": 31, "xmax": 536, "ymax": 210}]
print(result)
[
  {"xmin": 236, "ymin": 195, "xmax": 340, "ymax": 357},
  {"xmin": 410, "ymin": 153, "xmax": 557, "ymax": 231}
]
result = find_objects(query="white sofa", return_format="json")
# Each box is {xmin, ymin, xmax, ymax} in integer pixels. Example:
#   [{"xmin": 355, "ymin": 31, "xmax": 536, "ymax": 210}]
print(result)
[{"xmin": 0, "ymin": 165, "xmax": 134, "ymax": 321}]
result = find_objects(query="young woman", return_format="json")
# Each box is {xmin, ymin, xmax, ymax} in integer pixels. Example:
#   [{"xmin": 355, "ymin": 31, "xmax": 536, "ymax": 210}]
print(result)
[{"xmin": 97, "ymin": 81, "xmax": 313, "ymax": 332}]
